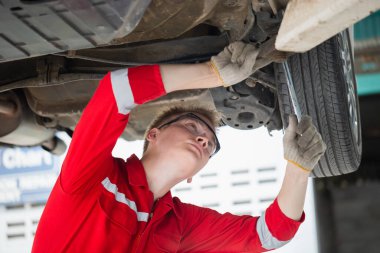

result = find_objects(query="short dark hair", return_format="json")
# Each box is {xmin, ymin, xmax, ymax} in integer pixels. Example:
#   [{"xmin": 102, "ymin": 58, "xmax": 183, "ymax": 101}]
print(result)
[{"xmin": 143, "ymin": 106, "xmax": 221, "ymax": 153}]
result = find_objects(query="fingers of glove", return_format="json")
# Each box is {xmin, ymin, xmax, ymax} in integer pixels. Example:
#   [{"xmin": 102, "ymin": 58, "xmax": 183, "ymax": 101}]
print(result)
[
  {"xmin": 240, "ymin": 45, "xmax": 259, "ymax": 73},
  {"xmin": 222, "ymin": 45, "xmax": 233, "ymax": 59},
  {"xmin": 296, "ymin": 115, "xmax": 313, "ymax": 135},
  {"xmin": 310, "ymin": 141, "xmax": 327, "ymax": 161},
  {"xmin": 285, "ymin": 114, "xmax": 298, "ymax": 140},
  {"xmin": 304, "ymin": 132, "xmax": 322, "ymax": 152},
  {"xmin": 297, "ymin": 125, "xmax": 317, "ymax": 149},
  {"xmin": 303, "ymin": 138, "xmax": 326, "ymax": 160},
  {"xmin": 236, "ymin": 43, "xmax": 254, "ymax": 64},
  {"xmin": 229, "ymin": 42, "xmax": 246, "ymax": 64}
]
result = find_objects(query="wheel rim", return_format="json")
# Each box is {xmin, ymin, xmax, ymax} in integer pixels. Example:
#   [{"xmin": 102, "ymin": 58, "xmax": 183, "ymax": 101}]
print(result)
[{"xmin": 338, "ymin": 31, "xmax": 360, "ymax": 146}]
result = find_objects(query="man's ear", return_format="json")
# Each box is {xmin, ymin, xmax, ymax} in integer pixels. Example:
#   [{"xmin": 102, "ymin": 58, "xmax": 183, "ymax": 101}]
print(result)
[{"xmin": 146, "ymin": 128, "xmax": 159, "ymax": 142}]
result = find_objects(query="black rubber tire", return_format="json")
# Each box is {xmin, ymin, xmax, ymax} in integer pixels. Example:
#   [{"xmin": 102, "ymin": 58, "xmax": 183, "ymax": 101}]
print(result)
[{"xmin": 275, "ymin": 30, "xmax": 362, "ymax": 177}]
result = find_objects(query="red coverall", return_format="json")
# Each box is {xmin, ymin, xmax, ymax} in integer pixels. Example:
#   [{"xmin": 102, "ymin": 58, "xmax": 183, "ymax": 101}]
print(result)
[{"xmin": 32, "ymin": 65, "xmax": 304, "ymax": 253}]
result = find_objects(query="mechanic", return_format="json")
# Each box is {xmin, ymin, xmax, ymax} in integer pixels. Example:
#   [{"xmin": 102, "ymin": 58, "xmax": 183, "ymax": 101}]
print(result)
[{"xmin": 32, "ymin": 42, "xmax": 326, "ymax": 253}]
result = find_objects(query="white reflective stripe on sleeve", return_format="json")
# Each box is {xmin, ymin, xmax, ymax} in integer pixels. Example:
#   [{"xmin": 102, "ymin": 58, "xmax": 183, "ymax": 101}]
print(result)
[
  {"xmin": 256, "ymin": 212, "xmax": 291, "ymax": 250},
  {"xmin": 101, "ymin": 177, "xmax": 149, "ymax": 222},
  {"xmin": 110, "ymin": 69, "xmax": 137, "ymax": 115}
]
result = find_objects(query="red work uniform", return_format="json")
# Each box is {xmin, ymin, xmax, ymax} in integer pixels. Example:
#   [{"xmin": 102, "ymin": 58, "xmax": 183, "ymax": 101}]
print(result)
[{"xmin": 32, "ymin": 65, "xmax": 305, "ymax": 253}]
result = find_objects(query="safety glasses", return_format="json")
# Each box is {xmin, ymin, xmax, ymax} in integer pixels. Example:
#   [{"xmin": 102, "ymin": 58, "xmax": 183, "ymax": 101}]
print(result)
[{"xmin": 157, "ymin": 113, "xmax": 220, "ymax": 157}]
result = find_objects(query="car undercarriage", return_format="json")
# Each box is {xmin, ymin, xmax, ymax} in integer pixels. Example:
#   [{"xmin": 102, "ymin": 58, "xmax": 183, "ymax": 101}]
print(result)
[{"xmin": 0, "ymin": 0, "xmax": 362, "ymax": 177}]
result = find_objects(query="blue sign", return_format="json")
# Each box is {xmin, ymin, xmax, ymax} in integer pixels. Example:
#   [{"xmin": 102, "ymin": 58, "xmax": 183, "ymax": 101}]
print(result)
[
  {"xmin": 0, "ymin": 147, "xmax": 57, "ymax": 175},
  {"xmin": 0, "ymin": 147, "xmax": 61, "ymax": 205}
]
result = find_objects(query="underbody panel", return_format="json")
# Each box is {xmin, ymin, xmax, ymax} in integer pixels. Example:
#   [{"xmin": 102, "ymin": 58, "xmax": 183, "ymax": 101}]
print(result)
[{"xmin": 0, "ymin": 0, "xmax": 284, "ymax": 148}]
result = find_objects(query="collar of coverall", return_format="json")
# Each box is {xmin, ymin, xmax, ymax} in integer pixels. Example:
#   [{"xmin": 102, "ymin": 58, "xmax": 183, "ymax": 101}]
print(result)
[{"xmin": 127, "ymin": 154, "xmax": 150, "ymax": 187}]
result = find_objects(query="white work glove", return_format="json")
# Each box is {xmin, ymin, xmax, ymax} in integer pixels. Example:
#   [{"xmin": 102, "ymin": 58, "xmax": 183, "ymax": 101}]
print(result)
[
  {"xmin": 210, "ymin": 41, "xmax": 259, "ymax": 87},
  {"xmin": 284, "ymin": 115, "xmax": 327, "ymax": 172}
]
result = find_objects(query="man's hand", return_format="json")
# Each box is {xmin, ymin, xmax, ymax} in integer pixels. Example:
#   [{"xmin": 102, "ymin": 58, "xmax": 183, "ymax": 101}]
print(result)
[
  {"xmin": 283, "ymin": 115, "xmax": 327, "ymax": 172},
  {"xmin": 159, "ymin": 41, "xmax": 258, "ymax": 93},
  {"xmin": 210, "ymin": 41, "xmax": 259, "ymax": 87}
]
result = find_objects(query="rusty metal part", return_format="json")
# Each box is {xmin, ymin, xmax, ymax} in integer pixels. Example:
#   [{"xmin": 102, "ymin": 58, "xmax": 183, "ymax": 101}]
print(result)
[
  {"xmin": 113, "ymin": 0, "xmax": 251, "ymax": 44},
  {"xmin": 244, "ymin": 11, "xmax": 281, "ymax": 44},
  {"xmin": 209, "ymin": 0, "xmax": 256, "ymax": 41},
  {"xmin": 254, "ymin": 36, "xmax": 292, "ymax": 70},
  {"xmin": 246, "ymin": 70, "xmax": 276, "ymax": 89}
]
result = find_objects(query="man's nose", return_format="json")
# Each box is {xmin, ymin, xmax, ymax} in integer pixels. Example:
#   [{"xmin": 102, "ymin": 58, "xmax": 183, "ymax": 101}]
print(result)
[{"xmin": 196, "ymin": 136, "xmax": 209, "ymax": 149}]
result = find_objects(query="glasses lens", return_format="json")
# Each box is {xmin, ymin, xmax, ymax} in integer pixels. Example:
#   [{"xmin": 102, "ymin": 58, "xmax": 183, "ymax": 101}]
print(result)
[
  {"xmin": 157, "ymin": 113, "xmax": 220, "ymax": 157},
  {"xmin": 185, "ymin": 114, "xmax": 219, "ymax": 156}
]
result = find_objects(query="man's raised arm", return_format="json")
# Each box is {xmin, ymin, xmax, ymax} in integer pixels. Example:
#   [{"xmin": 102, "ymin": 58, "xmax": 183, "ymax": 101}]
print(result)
[
  {"xmin": 60, "ymin": 65, "xmax": 166, "ymax": 193},
  {"xmin": 60, "ymin": 42, "xmax": 259, "ymax": 193}
]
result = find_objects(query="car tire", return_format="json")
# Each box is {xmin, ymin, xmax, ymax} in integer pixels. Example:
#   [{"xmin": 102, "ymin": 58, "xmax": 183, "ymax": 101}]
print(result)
[{"xmin": 274, "ymin": 30, "xmax": 362, "ymax": 177}]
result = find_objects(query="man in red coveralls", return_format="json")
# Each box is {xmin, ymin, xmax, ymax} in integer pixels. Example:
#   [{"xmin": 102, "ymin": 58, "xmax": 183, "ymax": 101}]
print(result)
[{"xmin": 32, "ymin": 42, "xmax": 326, "ymax": 253}]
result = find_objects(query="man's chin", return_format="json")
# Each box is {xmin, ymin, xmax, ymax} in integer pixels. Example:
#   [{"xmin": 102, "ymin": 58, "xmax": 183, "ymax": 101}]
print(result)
[{"xmin": 165, "ymin": 147, "xmax": 205, "ymax": 167}]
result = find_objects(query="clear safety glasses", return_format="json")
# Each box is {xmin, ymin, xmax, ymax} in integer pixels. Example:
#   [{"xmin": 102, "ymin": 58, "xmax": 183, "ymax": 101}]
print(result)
[{"xmin": 157, "ymin": 113, "xmax": 220, "ymax": 157}]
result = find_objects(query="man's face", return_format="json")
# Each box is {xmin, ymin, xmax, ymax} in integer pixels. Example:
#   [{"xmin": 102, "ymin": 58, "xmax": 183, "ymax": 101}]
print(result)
[{"xmin": 151, "ymin": 113, "xmax": 219, "ymax": 180}]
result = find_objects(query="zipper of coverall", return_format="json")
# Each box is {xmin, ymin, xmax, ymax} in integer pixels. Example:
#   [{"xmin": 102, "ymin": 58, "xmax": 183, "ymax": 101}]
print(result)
[{"xmin": 133, "ymin": 198, "xmax": 159, "ymax": 253}]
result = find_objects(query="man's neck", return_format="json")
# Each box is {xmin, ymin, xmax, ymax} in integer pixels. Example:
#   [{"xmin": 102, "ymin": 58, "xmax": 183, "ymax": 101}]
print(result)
[{"xmin": 140, "ymin": 153, "xmax": 178, "ymax": 201}]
